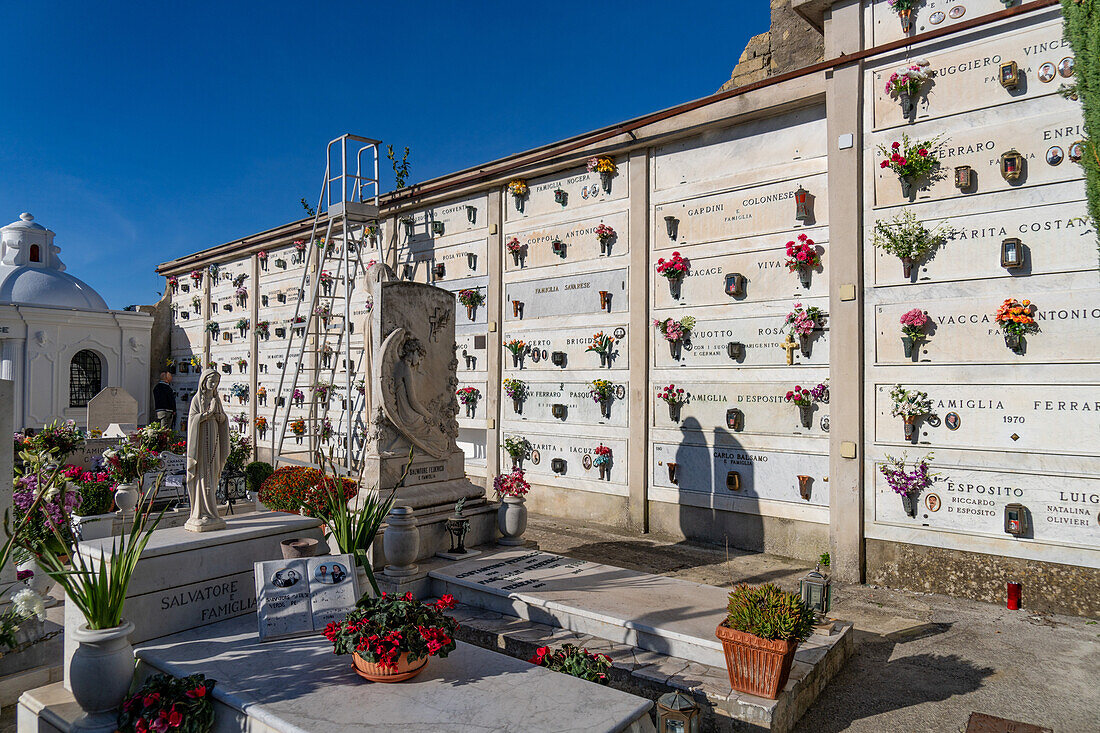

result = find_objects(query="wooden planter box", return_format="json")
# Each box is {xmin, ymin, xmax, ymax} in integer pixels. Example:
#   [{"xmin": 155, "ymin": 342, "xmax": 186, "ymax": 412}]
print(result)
[{"xmin": 715, "ymin": 622, "xmax": 799, "ymax": 700}]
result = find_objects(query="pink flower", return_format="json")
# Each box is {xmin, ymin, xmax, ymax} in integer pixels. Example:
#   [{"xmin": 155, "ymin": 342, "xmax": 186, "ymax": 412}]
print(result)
[
  {"xmin": 892, "ymin": 141, "xmax": 901, "ymax": 149},
  {"xmin": 880, "ymin": 160, "xmax": 889, "ymax": 169}
]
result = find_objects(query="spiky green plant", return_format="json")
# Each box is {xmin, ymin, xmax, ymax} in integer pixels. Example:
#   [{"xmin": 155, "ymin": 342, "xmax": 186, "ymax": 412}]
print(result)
[{"xmin": 725, "ymin": 584, "xmax": 815, "ymax": 642}]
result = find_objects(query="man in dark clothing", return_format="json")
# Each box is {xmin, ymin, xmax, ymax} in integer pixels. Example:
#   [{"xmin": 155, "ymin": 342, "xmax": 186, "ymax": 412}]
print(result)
[{"xmin": 152, "ymin": 370, "xmax": 177, "ymax": 429}]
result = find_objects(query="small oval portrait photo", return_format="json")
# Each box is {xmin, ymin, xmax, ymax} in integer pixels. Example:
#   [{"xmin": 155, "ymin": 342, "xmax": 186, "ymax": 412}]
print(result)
[
  {"xmin": 928, "ymin": 11, "xmax": 945, "ymax": 25},
  {"xmin": 315, "ymin": 562, "xmax": 348, "ymax": 584},
  {"xmin": 1058, "ymin": 56, "xmax": 1075, "ymax": 78},
  {"xmin": 1046, "ymin": 146, "xmax": 1064, "ymax": 166},
  {"xmin": 1069, "ymin": 141, "xmax": 1084, "ymax": 162},
  {"xmin": 948, "ymin": 6, "xmax": 966, "ymax": 19},
  {"xmin": 271, "ymin": 568, "xmax": 301, "ymax": 588},
  {"xmin": 1037, "ymin": 62, "xmax": 1056, "ymax": 83}
]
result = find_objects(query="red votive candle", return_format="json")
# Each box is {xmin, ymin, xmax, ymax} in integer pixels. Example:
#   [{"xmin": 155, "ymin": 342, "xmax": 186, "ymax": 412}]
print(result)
[{"xmin": 1007, "ymin": 581, "xmax": 1021, "ymax": 610}]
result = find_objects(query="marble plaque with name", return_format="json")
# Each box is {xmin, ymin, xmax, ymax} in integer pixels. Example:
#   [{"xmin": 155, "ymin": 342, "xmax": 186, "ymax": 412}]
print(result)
[
  {"xmin": 874, "ymin": 289, "xmax": 1100, "ymax": 364},
  {"xmin": 401, "ymin": 194, "xmax": 488, "ymax": 236},
  {"xmin": 653, "ymin": 106, "xmax": 826, "ymax": 192},
  {"xmin": 87, "ymin": 387, "xmax": 139, "ymax": 434},
  {"xmin": 653, "ymin": 171, "xmax": 827, "ymax": 251},
  {"xmin": 438, "ymin": 276, "xmax": 490, "ymax": 328},
  {"xmin": 873, "ymin": 464, "xmax": 1100, "ymax": 551},
  {"xmin": 870, "ymin": 0, "xmax": 1012, "ymax": 46},
  {"xmin": 455, "ymin": 379, "xmax": 489, "ymax": 423},
  {"xmin": 502, "ymin": 380, "xmax": 628, "ymax": 427},
  {"xmin": 503, "ymin": 211, "xmax": 629, "ymax": 271},
  {"xmin": 873, "ymin": 383, "xmax": 1100, "ymax": 454},
  {"xmin": 504, "ymin": 162, "xmax": 629, "ymax": 223},
  {"xmin": 871, "ymin": 21, "xmax": 1073, "ymax": 129},
  {"xmin": 651, "ymin": 443, "xmax": 829, "ymax": 506},
  {"xmin": 652, "ymin": 237, "xmax": 829, "ymax": 310},
  {"xmin": 871, "ymin": 198, "xmax": 1093, "ymax": 285},
  {"xmin": 503, "ymin": 432, "xmax": 628, "ymax": 487},
  {"xmin": 871, "ymin": 105, "xmax": 1085, "ymax": 208},
  {"xmin": 654, "ymin": 381, "xmax": 831, "ymax": 438},
  {"xmin": 404, "ymin": 238, "xmax": 488, "ymax": 281},
  {"xmin": 500, "ymin": 325, "xmax": 629, "ymax": 372},
  {"xmin": 449, "ymin": 550, "xmax": 595, "ymax": 592},
  {"xmin": 504, "ymin": 269, "xmax": 628, "ymax": 321},
  {"xmin": 255, "ymin": 558, "xmax": 313, "ymax": 641},
  {"xmin": 652, "ymin": 312, "xmax": 829, "ymax": 368}
]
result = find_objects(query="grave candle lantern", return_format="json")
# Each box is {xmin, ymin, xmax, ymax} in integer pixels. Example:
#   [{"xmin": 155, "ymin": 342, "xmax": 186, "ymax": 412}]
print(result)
[
  {"xmin": 551, "ymin": 351, "xmax": 566, "ymax": 367},
  {"xmin": 799, "ymin": 565, "xmax": 831, "ymax": 620},
  {"xmin": 726, "ymin": 408, "xmax": 744, "ymax": 431},
  {"xmin": 551, "ymin": 404, "xmax": 567, "ymax": 420},
  {"xmin": 727, "ymin": 341, "xmax": 744, "ymax": 360},
  {"xmin": 954, "ymin": 165, "xmax": 974, "ymax": 190},
  {"xmin": 466, "ymin": 205, "xmax": 477, "ymax": 224},
  {"xmin": 402, "ymin": 218, "xmax": 415, "ymax": 237},
  {"xmin": 1000, "ymin": 150, "xmax": 1024, "ymax": 182},
  {"xmin": 1004, "ymin": 503, "xmax": 1029, "ymax": 537},
  {"xmin": 794, "ymin": 185, "xmax": 812, "ymax": 222},
  {"xmin": 432, "ymin": 263, "xmax": 445, "ymax": 280},
  {"xmin": 551, "ymin": 238, "xmax": 566, "ymax": 257},
  {"xmin": 664, "ymin": 215, "xmax": 679, "ymax": 241},
  {"xmin": 725, "ymin": 273, "xmax": 746, "ymax": 298},
  {"xmin": 431, "ymin": 220, "xmax": 445, "ymax": 236},
  {"xmin": 998, "ymin": 60, "xmax": 1020, "ymax": 90},
  {"xmin": 725, "ymin": 470, "xmax": 741, "ymax": 491},
  {"xmin": 1001, "ymin": 238, "xmax": 1024, "ymax": 269},
  {"xmin": 551, "ymin": 458, "xmax": 566, "ymax": 474},
  {"xmin": 554, "ymin": 188, "xmax": 567, "ymax": 206},
  {"xmin": 656, "ymin": 692, "xmax": 700, "ymax": 733},
  {"xmin": 402, "ymin": 265, "xmax": 414, "ymax": 281}
]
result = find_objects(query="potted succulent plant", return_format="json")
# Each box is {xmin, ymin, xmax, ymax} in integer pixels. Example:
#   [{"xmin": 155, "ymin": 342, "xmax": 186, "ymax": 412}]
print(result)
[
  {"xmin": 326, "ymin": 592, "xmax": 459, "ymax": 682},
  {"xmin": 881, "ymin": 452, "xmax": 937, "ymax": 518},
  {"xmin": 494, "ymin": 469, "xmax": 531, "ymax": 546},
  {"xmin": 715, "ymin": 584, "xmax": 815, "ymax": 700}
]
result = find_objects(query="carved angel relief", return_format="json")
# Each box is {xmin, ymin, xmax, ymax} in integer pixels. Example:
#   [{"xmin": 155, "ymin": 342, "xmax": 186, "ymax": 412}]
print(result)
[{"xmin": 379, "ymin": 327, "xmax": 450, "ymax": 459}]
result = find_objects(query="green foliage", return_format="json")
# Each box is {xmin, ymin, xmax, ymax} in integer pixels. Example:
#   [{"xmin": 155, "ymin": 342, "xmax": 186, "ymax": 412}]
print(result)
[
  {"xmin": 872, "ymin": 209, "xmax": 955, "ymax": 262},
  {"xmin": 244, "ymin": 461, "xmax": 274, "ymax": 493},
  {"xmin": 528, "ymin": 643, "xmax": 612, "ymax": 684},
  {"xmin": 1061, "ymin": 0, "xmax": 1100, "ymax": 260},
  {"xmin": 819, "ymin": 552, "xmax": 830, "ymax": 568},
  {"xmin": 387, "ymin": 145, "xmax": 411, "ymax": 189},
  {"xmin": 725, "ymin": 584, "xmax": 815, "ymax": 643},
  {"xmin": 300, "ymin": 197, "xmax": 315, "ymax": 217},
  {"xmin": 117, "ymin": 673, "xmax": 216, "ymax": 733}
]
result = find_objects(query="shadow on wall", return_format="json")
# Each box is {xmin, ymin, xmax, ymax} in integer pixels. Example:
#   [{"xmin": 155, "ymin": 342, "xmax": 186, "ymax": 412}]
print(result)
[{"xmin": 673, "ymin": 416, "xmax": 762, "ymax": 557}]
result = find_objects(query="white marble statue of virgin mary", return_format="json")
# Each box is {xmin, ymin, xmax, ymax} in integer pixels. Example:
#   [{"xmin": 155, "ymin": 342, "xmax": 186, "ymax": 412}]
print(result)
[{"xmin": 184, "ymin": 369, "xmax": 229, "ymax": 532}]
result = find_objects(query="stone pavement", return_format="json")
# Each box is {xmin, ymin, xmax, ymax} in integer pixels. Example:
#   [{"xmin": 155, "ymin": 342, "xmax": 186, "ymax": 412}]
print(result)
[{"xmin": 524, "ymin": 515, "xmax": 1100, "ymax": 733}]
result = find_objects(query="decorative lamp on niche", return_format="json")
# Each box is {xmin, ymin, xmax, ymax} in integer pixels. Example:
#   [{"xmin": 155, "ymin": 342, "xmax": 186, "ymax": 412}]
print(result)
[
  {"xmin": 998, "ymin": 60, "xmax": 1020, "ymax": 90},
  {"xmin": 465, "ymin": 205, "xmax": 477, "ymax": 224},
  {"xmin": 727, "ymin": 341, "xmax": 744, "ymax": 360},
  {"xmin": 551, "ymin": 238, "xmax": 566, "ymax": 257},
  {"xmin": 550, "ymin": 351, "xmax": 567, "ymax": 367},
  {"xmin": 402, "ymin": 218, "xmax": 415, "ymax": 237},
  {"xmin": 430, "ymin": 220, "xmax": 445, "ymax": 236},
  {"xmin": 656, "ymin": 691, "xmax": 700, "ymax": 733},
  {"xmin": 954, "ymin": 165, "xmax": 974, "ymax": 191},
  {"xmin": 726, "ymin": 470, "xmax": 742, "ymax": 492},
  {"xmin": 794, "ymin": 185, "xmax": 812, "ymax": 222},
  {"xmin": 432, "ymin": 263, "xmax": 445, "ymax": 280},
  {"xmin": 1000, "ymin": 149, "xmax": 1025, "ymax": 182},
  {"xmin": 550, "ymin": 458, "xmax": 567, "ymax": 474},
  {"xmin": 799, "ymin": 564, "xmax": 831, "ymax": 620},
  {"xmin": 725, "ymin": 272, "xmax": 746, "ymax": 298},
  {"xmin": 726, "ymin": 408, "xmax": 744, "ymax": 432},
  {"xmin": 551, "ymin": 403, "xmax": 567, "ymax": 420},
  {"xmin": 1001, "ymin": 238, "xmax": 1025, "ymax": 269}
]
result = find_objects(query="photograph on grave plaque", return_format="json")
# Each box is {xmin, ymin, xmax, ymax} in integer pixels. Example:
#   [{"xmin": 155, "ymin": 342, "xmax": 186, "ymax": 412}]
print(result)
[{"xmin": 255, "ymin": 554, "xmax": 360, "ymax": 641}]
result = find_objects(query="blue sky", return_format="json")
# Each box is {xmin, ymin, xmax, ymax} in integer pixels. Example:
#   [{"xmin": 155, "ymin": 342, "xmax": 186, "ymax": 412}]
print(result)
[{"xmin": 0, "ymin": 1, "xmax": 768, "ymax": 309}]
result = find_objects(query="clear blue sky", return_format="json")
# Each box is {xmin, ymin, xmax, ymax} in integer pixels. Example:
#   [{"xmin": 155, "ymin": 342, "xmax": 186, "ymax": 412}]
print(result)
[{"xmin": 0, "ymin": 1, "xmax": 768, "ymax": 309}]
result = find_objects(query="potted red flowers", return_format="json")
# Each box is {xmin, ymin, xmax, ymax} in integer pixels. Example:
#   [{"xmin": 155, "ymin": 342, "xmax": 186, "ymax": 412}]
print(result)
[
  {"xmin": 715, "ymin": 584, "xmax": 814, "ymax": 700},
  {"xmin": 117, "ymin": 673, "xmax": 216, "ymax": 733},
  {"xmin": 784, "ymin": 234, "xmax": 822, "ymax": 288},
  {"xmin": 325, "ymin": 592, "xmax": 459, "ymax": 682},
  {"xmin": 656, "ymin": 251, "xmax": 690, "ymax": 298},
  {"xmin": 878, "ymin": 133, "xmax": 942, "ymax": 197}
]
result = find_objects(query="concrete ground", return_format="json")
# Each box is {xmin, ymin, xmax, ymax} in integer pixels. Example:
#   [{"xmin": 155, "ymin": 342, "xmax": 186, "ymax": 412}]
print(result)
[{"xmin": 525, "ymin": 514, "xmax": 1100, "ymax": 733}]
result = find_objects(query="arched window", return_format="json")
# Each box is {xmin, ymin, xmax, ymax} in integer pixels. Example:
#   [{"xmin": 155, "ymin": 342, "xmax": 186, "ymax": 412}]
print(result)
[
  {"xmin": 69, "ymin": 350, "xmax": 102, "ymax": 408},
  {"xmin": 29, "ymin": 244, "xmax": 40, "ymax": 263}
]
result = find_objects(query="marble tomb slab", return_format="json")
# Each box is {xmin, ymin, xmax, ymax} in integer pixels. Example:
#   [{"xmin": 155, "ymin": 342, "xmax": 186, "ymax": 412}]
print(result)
[
  {"xmin": 504, "ymin": 161, "xmax": 629, "ymax": 223},
  {"xmin": 504, "ymin": 269, "xmax": 628, "ymax": 321},
  {"xmin": 652, "ymin": 312, "xmax": 830, "ymax": 368},
  {"xmin": 504, "ymin": 210, "xmax": 630, "ymax": 271},
  {"xmin": 500, "ymin": 324, "xmax": 630, "ymax": 372},
  {"xmin": 653, "ymin": 381, "xmax": 831, "ymax": 438},
  {"xmin": 430, "ymin": 549, "xmax": 732, "ymax": 668},
  {"xmin": 133, "ymin": 615, "xmax": 655, "ymax": 733}
]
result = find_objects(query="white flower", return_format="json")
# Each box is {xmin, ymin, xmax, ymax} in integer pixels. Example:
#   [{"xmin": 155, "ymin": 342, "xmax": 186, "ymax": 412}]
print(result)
[{"xmin": 12, "ymin": 588, "xmax": 46, "ymax": 622}]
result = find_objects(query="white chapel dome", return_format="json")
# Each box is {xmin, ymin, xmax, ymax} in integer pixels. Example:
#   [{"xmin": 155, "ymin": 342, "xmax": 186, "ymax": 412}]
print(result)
[{"xmin": 0, "ymin": 213, "xmax": 109, "ymax": 311}]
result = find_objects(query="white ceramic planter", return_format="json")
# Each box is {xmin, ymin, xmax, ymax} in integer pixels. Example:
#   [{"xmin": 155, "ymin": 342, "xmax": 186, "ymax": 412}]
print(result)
[
  {"xmin": 113, "ymin": 482, "xmax": 139, "ymax": 515},
  {"xmin": 71, "ymin": 512, "xmax": 115, "ymax": 542},
  {"xmin": 69, "ymin": 619, "xmax": 136, "ymax": 733},
  {"xmin": 16, "ymin": 558, "xmax": 53, "ymax": 596},
  {"xmin": 498, "ymin": 496, "xmax": 528, "ymax": 546}
]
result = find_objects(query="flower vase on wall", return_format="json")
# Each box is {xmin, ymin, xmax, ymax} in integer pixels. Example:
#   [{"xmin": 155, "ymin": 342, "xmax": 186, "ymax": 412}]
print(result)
[
  {"xmin": 798, "ymin": 405, "xmax": 813, "ymax": 429},
  {"xmin": 799, "ymin": 333, "xmax": 813, "ymax": 358}
]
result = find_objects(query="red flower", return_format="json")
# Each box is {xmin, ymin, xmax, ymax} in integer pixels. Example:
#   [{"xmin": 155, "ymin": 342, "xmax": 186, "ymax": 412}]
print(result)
[
  {"xmin": 891, "ymin": 141, "xmax": 900, "ymax": 149},
  {"xmin": 143, "ymin": 693, "xmax": 161, "ymax": 708},
  {"xmin": 434, "ymin": 594, "xmax": 457, "ymax": 610},
  {"xmin": 529, "ymin": 646, "xmax": 550, "ymax": 664},
  {"xmin": 135, "ymin": 718, "xmax": 149, "ymax": 733},
  {"xmin": 168, "ymin": 708, "xmax": 182, "ymax": 728},
  {"xmin": 880, "ymin": 160, "xmax": 889, "ymax": 169},
  {"xmin": 918, "ymin": 148, "xmax": 928, "ymax": 157},
  {"xmin": 185, "ymin": 686, "xmax": 206, "ymax": 699}
]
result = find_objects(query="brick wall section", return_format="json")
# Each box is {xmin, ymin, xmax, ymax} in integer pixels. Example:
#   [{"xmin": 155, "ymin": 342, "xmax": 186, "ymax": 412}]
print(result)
[{"xmin": 719, "ymin": 0, "xmax": 824, "ymax": 92}]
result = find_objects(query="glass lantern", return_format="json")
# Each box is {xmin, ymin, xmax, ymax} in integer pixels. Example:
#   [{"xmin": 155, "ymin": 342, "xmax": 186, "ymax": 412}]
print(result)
[
  {"xmin": 799, "ymin": 564, "xmax": 831, "ymax": 619},
  {"xmin": 794, "ymin": 185, "xmax": 812, "ymax": 222},
  {"xmin": 656, "ymin": 691, "xmax": 700, "ymax": 733}
]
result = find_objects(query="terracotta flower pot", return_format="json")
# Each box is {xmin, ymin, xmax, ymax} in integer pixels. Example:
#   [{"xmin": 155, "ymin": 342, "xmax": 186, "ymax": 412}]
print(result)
[
  {"xmin": 353, "ymin": 651, "xmax": 428, "ymax": 683},
  {"xmin": 715, "ymin": 622, "xmax": 799, "ymax": 700}
]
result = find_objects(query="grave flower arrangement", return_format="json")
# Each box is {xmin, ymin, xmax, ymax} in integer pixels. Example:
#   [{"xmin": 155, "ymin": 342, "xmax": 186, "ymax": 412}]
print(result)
[
  {"xmin": 785, "ymin": 233, "xmax": 821, "ymax": 287},
  {"xmin": 294, "ymin": 240, "xmax": 306, "ymax": 253},
  {"xmin": 457, "ymin": 288, "xmax": 485, "ymax": 318},
  {"xmin": 191, "ymin": 296, "xmax": 201, "ymax": 312},
  {"xmin": 878, "ymin": 133, "xmax": 943, "ymax": 195},
  {"xmin": 587, "ymin": 156, "xmax": 617, "ymax": 176},
  {"xmin": 232, "ymin": 273, "xmax": 247, "ymax": 288},
  {"xmin": 254, "ymin": 416, "xmax": 267, "ymax": 434},
  {"xmin": 592, "ymin": 445, "xmax": 612, "ymax": 478},
  {"xmin": 657, "ymin": 384, "xmax": 686, "ymax": 406},
  {"xmin": 506, "ymin": 237, "xmax": 523, "ymax": 254},
  {"xmin": 784, "ymin": 385, "xmax": 815, "ymax": 408},
  {"xmin": 235, "ymin": 286, "xmax": 247, "ymax": 304},
  {"xmin": 166, "ymin": 275, "xmax": 179, "ymax": 291},
  {"xmin": 189, "ymin": 270, "xmax": 203, "ymax": 284},
  {"xmin": 259, "ymin": 465, "xmax": 357, "ymax": 516},
  {"xmin": 13, "ymin": 468, "xmax": 82, "ymax": 552},
  {"xmin": 292, "ymin": 388, "xmax": 305, "ymax": 405},
  {"xmin": 589, "ymin": 379, "xmax": 616, "ymax": 404},
  {"xmin": 494, "ymin": 469, "xmax": 531, "ymax": 498},
  {"xmin": 502, "ymin": 378, "xmax": 528, "ymax": 411},
  {"xmin": 872, "ymin": 209, "xmax": 954, "ymax": 277},
  {"xmin": 899, "ymin": 308, "xmax": 929, "ymax": 357},
  {"xmin": 595, "ymin": 223, "xmax": 616, "ymax": 249},
  {"xmin": 529, "ymin": 643, "xmax": 612, "ymax": 684},
  {"xmin": 508, "ymin": 179, "xmax": 529, "ymax": 211},
  {"xmin": 785, "ymin": 383, "xmax": 826, "ymax": 428},
  {"xmin": 232, "ymin": 412, "xmax": 248, "ymax": 430},
  {"xmin": 504, "ymin": 339, "xmax": 528, "ymax": 367},
  {"xmin": 890, "ymin": 384, "xmax": 933, "ymax": 441},
  {"xmin": 456, "ymin": 387, "xmax": 481, "ymax": 416},
  {"xmin": 28, "ymin": 419, "xmax": 86, "ymax": 460},
  {"xmin": 189, "ymin": 356, "xmax": 202, "ymax": 370},
  {"xmin": 355, "ymin": 379, "xmax": 365, "ymax": 395},
  {"xmin": 886, "ymin": 60, "xmax": 931, "ymax": 114},
  {"xmin": 319, "ymin": 418, "xmax": 333, "ymax": 443},
  {"xmin": 62, "ymin": 465, "xmax": 116, "ymax": 516},
  {"xmin": 312, "ymin": 382, "xmax": 333, "ymax": 402},
  {"xmin": 880, "ymin": 452, "xmax": 937, "ymax": 517},
  {"xmin": 257, "ymin": 250, "xmax": 268, "ymax": 261},
  {"xmin": 994, "ymin": 298, "xmax": 1038, "ymax": 353},
  {"xmin": 888, "ymin": 0, "xmax": 920, "ymax": 32},
  {"xmin": 101, "ymin": 440, "xmax": 159, "ymax": 485},
  {"xmin": 235, "ymin": 318, "xmax": 249, "ymax": 334},
  {"xmin": 0, "ymin": 587, "xmax": 48, "ymax": 651},
  {"xmin": 325, "ymin": 592, "xmax": 459, "ymax": 680},
  {"xmin": 255, "ymin": 320, "xmax": 270, "ymax": 339},
  {"xmin": 289, "ymin": 418, "xmax": 306, "ymax": 441},
  {"xmin": 319, "ymin": 270, "xmax": 333, "ymax": 287},
  {"xmin": 503, "ymin": 436, "xmax": 531, "ymax": 464},
  {"xmin": 653, "ymin": 316, "xmax": 695, "ymax": 343},
  {"xmin": 656, "ymin": 251, "xmax": 690, "ymax": 281},
  {"xmin": 229, "ymin": 383, "xmax": 248, "ymax": 404},
  {"xmin": 314, "ymin": 303, "xmax": 331, "ymax": 324},
  {"xmin": 585, "ymin": 331, "xmax": 615, "ymax": 365},
  {"xmin": 783, "ymin": 303, "xmax": 824, "ymax": 337},
  {"xmin": 117, "ymin": 673, "xmax": 216, "ymax": 733},
  {"xmin": 204, "ymin": 322, "xmax": 219, "ymax": 335}
]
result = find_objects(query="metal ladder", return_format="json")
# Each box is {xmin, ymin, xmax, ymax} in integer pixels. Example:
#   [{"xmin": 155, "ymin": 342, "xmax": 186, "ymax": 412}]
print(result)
[{"xmin": 270, "ymin": 135, "xmax": 381, "ymax": 473}]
